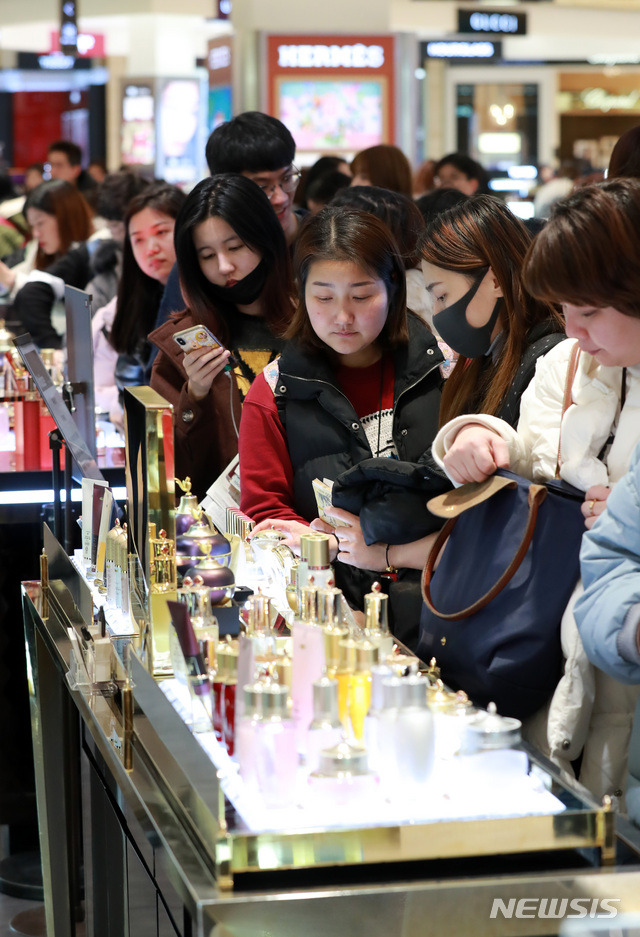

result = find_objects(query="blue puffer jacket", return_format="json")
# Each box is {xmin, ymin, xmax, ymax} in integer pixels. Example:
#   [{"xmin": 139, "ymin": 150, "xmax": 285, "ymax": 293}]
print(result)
[{"xmin": 575, "ymin": 441, "xmax": 640, "ymax": 825}]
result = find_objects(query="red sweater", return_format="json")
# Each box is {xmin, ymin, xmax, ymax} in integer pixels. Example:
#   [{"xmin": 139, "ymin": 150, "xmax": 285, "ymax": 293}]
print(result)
[{"xmin": 240, "ymin": 356, "xmax": 395, "ymax": 524}]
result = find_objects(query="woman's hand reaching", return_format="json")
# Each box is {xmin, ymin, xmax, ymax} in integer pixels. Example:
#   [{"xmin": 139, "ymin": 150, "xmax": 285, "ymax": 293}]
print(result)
[
  {"xmin": 315, "ymin": 507, "xmax": 387, "ymax": 571},
  {"xmin": 443, "ymin": 424, "xmax": 510, "ymax": 484},
  {"xmin": 250, "ymin": 518, "xmax": 320, "ymax": 556}
]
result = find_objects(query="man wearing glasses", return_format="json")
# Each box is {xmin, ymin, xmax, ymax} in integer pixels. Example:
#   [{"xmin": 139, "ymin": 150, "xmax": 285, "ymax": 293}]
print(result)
[{"xmin": 205, "ymin": 111, "xmax": 303, "ymax": 246}]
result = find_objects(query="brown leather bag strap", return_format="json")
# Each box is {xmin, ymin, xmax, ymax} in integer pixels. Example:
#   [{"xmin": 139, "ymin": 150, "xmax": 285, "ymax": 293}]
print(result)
[
  {"xmin": 421, "ymin": 484, "xmax": 548, "ymax": 620},
  {"xmin": 555, "ymin": 342, "xmax": 581, "ymax": 479}
]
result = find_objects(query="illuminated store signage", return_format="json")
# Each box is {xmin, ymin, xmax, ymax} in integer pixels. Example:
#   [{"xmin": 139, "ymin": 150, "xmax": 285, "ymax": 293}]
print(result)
[
  {"xmin": 557, "ymin": 87, "xmax": 640, "ymax": 114},
  {"xmin": 208, "ymin": 45, "xmax": 231, "ymax": 71},
  {"xmin": 421, "ymin": 40, "xmax": 501, "ymax": 60},
  {"xmin": 50, "ymin": 30, "xmax": 105, "ymax": 58},
  {"xmin": 277, "ymin": 44, "xmax": 385, "ymax": 69},
  {"xmin": 458, "ymin": 10, "xmax": 527, "ymax": 36},
  {"xmin": 267, "ymin": 34, "xmax": 396, "ymax": 150}
]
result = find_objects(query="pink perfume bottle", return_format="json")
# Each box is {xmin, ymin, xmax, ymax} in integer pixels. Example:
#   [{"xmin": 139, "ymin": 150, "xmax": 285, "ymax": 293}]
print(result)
[
  {"xmin": 236, "ymin": 682, "xmax": 264, "ymax": 790},
  {"xmin": 253, "ymin": 684, "xmax": 297, "ymax": 809}
]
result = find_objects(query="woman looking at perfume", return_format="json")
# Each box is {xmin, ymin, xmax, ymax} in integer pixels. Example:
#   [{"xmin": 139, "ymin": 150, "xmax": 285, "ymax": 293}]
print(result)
[
  {"xmin": 421, "ymin": 194, "xmax": 565, "ymax": 430},
  {"xmin": 429, "ymin": 179, "xmax": 640, "ymax": 807},
  {"xmin": 150, "ymin": 174, "xmax": 294, "ymax": 500},
  {"xmin": 240, "ymin": 206, "xmax": 446, "ymax": 608}
]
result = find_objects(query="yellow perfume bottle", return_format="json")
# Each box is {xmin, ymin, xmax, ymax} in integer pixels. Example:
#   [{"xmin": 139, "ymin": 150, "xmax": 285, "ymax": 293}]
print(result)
[
  {"xmin": 349, "ymin": 639, "xmax": 379, "ymax": 742},
  {"xmin": 336, "ymin": 637, "xmax": 358, "ymax": 728}
]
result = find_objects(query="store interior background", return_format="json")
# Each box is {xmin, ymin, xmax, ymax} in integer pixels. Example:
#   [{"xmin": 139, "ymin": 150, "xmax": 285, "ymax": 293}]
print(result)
[{"xmin": 2, "ymin": 0, "xmax": 640, "ymax": 187}]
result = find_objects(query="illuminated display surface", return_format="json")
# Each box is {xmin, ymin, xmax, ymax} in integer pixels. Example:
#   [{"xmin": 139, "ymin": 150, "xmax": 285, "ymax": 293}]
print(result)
[{"xmin": 277, "ymin": 78, "xmax": 386, "ymax": 151}]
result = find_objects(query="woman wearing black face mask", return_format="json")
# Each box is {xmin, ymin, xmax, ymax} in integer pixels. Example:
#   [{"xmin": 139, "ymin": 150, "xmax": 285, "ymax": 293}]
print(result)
[
  {"xmin": 420, "ymin": 195, "xmax": 564, "ymax": 429},
  {"xmin": 149, "ymin": 174, "xmax": 294, "ymax": 500}
]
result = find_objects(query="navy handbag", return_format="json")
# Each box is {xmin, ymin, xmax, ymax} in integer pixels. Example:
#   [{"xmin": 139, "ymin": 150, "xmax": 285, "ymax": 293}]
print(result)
[{"xmin": 416, "ymin": 469, "xmax": 586, "ymax": 720}]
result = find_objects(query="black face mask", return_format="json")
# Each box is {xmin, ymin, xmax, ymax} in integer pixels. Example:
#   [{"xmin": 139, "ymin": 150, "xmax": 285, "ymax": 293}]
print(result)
[
  {"xmin": 432, "ymin": 272, "xmax": 502, "ymax": 359},
  {"xmin": 206, "ymin": 257, "xmax": 268, "ymax": 307}
]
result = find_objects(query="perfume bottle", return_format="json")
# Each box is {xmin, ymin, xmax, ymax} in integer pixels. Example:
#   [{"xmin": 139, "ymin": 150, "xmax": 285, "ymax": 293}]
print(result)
[
  {"xmin": 336, "ymin": 637, "xmax": 358, "ymax": 729},
  {"xmin": 375, "ymin": 676, "xmax": 405, "ymax": 798},
  {"xmin": 222, "ymin": 639, "xmax": 239, "ymax": 755},
  {"xmin": 286, "ymin": 562, "xmax": 299, "ymax": 616},
  {"xmin": 179, "ymin": 575, "xmax": 219, "ymax": 674},
  {"xmin": 305, "ymin": 533, "xmax": 333, "ymax": 590},
  {"xmin": 291, "ymin": 585, "xmax": 325, "ymax": 753},
  {"xmin": 395, "ymin": 672, "xmax": 435, "ymax": 793},
  {"xmin": 105, "ymin": 518, "xmax": 121, "ymax": 609},
  {"xmin": 118, "ymin": 523, "xmax": 130, "ymax": 616},
  {"xmin": 254, "ymin": 683, "xmax": 298, "ymax": 808},
  {"xmin": 274, "ymin": 648, "xmax": 293, "ymax": 704},
  {"xmin": 363, "ymin": 663, "xmax": 393, "ymax": 774},
  {"xmin": 307, "ymin": 740, "xmax": 379, "ymax": 809},
  {"xmin": 306, "ymin": 675, "xmax": 342, "ymax": 773},
  {"xmin": 245, "ymin": 592, "xmax": 277, "ymax": 676},
  {"xmin": 212, "ymin": 639, "xmax": 229, "ymax": 742},
  {"xmin": 297, "ymin": 532, "xmax": 326, "ymax": 601},
  {"xmin": 349, "ymin": 639, "xmax": 379, "ymax": 742},
  {"xmin": 318, "ymin": 587, "xmax": 348, "ymax": 678},
  {"xmin": 363, "ymin": 582, "xmax": 394, "ymax": 657},
  {"xmin": 235, "ymin": 681, "xmax": 264, "ymax": 788}
]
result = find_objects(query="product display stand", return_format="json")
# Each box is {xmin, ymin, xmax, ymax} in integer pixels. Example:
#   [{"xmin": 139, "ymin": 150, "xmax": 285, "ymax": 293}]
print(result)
[
  {"xmin": 21, "ymin": 555, "xmax": 640, "ymax": 937},
  {"xmin": 19, "ymin": 379, "xmax": 640, "ymax": 936}
]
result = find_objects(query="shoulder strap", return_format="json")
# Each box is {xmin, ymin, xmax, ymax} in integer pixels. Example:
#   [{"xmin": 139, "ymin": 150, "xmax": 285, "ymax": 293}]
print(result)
[{"xmin": 555, "ymin": 342, "xmax": 581, "ymax": 479}]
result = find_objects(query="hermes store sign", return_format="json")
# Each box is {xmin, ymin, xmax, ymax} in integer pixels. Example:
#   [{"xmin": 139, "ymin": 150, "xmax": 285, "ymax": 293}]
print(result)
[{"xmin": 277, "ymin": 43, "xmax": 385, "ymax": 69}]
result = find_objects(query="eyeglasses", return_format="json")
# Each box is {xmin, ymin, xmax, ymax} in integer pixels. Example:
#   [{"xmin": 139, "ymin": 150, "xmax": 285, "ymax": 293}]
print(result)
[{"xmin": 254, "ymin": 167, "xmax": 301, "ymax": 200}]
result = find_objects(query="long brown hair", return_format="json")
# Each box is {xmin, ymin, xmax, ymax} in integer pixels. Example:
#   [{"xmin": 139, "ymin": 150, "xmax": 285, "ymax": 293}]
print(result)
[
  {"xmin": 174, "ymin": 174, "xmax": 293, "ymax": 345},
  {"xmin": 110, "ymin": 182, "xmax": 186, "ymax": 355},
  {"xmin": 419, "ymin": 195, "xmax": 561, "ymax": 423},
  {"xmin": 25, "ymin": 180, "xmax": 93, "ymax": 269},
  {"xmin": 523, "ymin": 178, "xmax": 640, "ymax": 317},
  {"xmin": 350, "ymin": 145, "xmax": 413, "ymax": 197},
  {"xmin": 286, "ymin": 206, "xmax": 408, "ymax": 353}
]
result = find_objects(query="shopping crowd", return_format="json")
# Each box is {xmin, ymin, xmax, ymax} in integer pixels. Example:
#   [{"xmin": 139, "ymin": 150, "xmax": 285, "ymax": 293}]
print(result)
[{"xmin": 3, "ymin": 119, "xmax": 640, "ymax": 823}]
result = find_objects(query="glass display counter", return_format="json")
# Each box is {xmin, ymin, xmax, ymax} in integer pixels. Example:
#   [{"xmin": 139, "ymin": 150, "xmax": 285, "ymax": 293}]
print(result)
[{"xmin": 22, "ymin": 561, "xmax": 640, "ymax": 937}]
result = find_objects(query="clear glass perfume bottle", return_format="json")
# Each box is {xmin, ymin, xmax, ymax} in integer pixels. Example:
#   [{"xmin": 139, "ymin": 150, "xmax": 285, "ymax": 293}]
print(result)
[
  {"xmin": 245, "ymin": 592, "xmax": 277, "ymax": 677},
  {"xmin": 363, "ymin": 582, "xmax": 394, "ymax": 657},
  {"xmin": 395, "ymin": 673, "xmax": 435, "ymax": 793},
  {"xmin": 363, "ymin": 664, "xmax": 393, "ymax": 774},
  {"xmin": 306, "ymin": 675, "xmax": 342, "ymax": 773},
  {"xmin": 318, "ymin": 587, "xmax": 348, "ymax": 679},
  {"xmin": 375, "ymin": 676, "xmax": 405, "ymax": 799}
]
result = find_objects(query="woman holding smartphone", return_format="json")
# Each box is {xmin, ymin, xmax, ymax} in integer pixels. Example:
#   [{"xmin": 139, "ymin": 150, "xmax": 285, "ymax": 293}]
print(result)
[{"xmin": 150, "ymin": 174, "xmax": 293, "ymax": 500}]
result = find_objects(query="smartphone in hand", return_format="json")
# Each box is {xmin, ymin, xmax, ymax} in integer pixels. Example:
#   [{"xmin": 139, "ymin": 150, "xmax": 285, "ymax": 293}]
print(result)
[{"xmin": 172, "ymin": 325, "xmax": 238, "ymax": 366}]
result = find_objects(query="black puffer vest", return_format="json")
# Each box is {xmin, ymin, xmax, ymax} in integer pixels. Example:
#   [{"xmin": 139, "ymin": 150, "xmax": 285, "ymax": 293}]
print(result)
[{"xmin": 274, "ymin": 315, "xmax": 444, "ymax": 531}]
